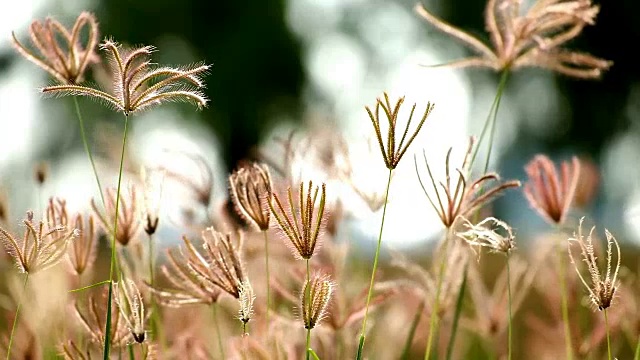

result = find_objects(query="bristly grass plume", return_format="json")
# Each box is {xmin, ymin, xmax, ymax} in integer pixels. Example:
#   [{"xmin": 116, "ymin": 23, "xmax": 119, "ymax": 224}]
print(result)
[
  {"xmin": 415, "ymin": 0, "xmax": 613, "ymax": 78},
  {"xmin": 41, "ymin": 38, "xmax": 210, "ymax": 115}
]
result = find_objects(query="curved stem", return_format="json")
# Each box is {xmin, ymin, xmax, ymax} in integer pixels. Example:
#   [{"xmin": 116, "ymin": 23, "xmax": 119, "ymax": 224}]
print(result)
[
  {"xmin": 213, "ymin": 303, "xmax": 225, "ymax": 360},
  {"xmin": 357, "ymin": 168, "xmax": 393, "ymax": 359},
  {"xmin": 470, "ymin": 70, "xmax": 510, "ymax": 170},
  {"xmin": 506, "ymin": 254, "xmax": 513, "ymax": 360},
  {"xmin": 263, "ymin": 230, "xmax": 271, "ymax": 327},
  {"xmin": 557, "ymin": 243, "xmax": 574, "ymax": 360},
  {"xmin": 604, "ymin": 309, "xmax": 612, "ymax": 360},
  {"xmin": 73, "ymin": 97, "xmax": 106, "ymax": 208},
  {"xmin": 424, "ymin": 230, "xmax": 452, "ymax": 360},
  {"xmin": 306, "ymin": 328, "xmax": 312, "ymax": 360},
  {"xmin": 102, "ymin": 114, "xmax": 129, "ymax": 360},
  {"xmin": 6, "ymin": 274, "xmax": 29, "ymax": 360}
]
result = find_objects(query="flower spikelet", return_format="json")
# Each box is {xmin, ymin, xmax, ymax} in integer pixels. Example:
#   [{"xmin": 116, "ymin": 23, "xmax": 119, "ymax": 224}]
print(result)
[
  {"xmin": 367, "ymin": 93, "xmax": 434, "ymax": 170},
  {"xmin": 145, "ymin": 244, "xmax": 221, "ymax": 307},
  {"xmin": 11, "ymin": 12, "xmax": 99, "ymax": 84},
  {"xmin": 301, "ymin": 273, "xmax": 334, "ymax": 330},
  {"xmin": 41, "ymin": 38, "xmax": 210, "ymax": 115},
  {"xmin": 457, "ymin": 216, "xmax": 516, "ymax": 255},
  {"xmin": 415, "ymin": 0, "xmax": 613, "ymax": 78},
  {"xmin": 269, "ymin": 181, "xmax": 327, "ymax": 260},
  {"xmin": 568, "ymin": 217, "xmax": 621, "ymax": 311},
  {"xmin": 229, "ymin": 162, "xmax": 273, "ymax": 231},
  {"xmin": 0, "ymin": 210, "xmax": 77, "ymax": 274},
  {"xmin": 415, "ymin": 137, "xmax": 521, "ymax": 229},
  {"xmin": 185, "ymin": 228, "xmax": 247, "ymax": 299},
  {"xmin": 91, "ymin": 185, "xmax": 141, "ymax": 246},
  {"xmin": 114, "ymin": 279, "xmax": 148, "ymax": 343},
  {"xmin": 523, "ymin": 154, "xmax": 580, "ymax": 225},
  {"xmin": 238, "ymin": 280, "xmax": 256, "ymax": 326}
]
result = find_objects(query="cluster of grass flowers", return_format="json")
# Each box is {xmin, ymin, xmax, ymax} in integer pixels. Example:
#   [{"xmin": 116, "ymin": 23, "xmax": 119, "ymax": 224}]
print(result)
[{"xmin": 3, "ymin": 1, "xmax": 639, "ymax": 359}]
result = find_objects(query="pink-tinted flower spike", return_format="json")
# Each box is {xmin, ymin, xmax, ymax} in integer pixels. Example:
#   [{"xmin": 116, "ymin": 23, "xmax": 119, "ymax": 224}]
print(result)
[{"xmin": 523, "ymin": 155, "xmax": 581, "ymax": 225}]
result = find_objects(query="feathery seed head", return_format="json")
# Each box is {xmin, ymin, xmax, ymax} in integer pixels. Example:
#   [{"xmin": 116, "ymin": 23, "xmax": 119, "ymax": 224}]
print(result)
[
  {"xmin": 41, "ymin": 38, "xmax": 210, "ymax": 115},
  {"xmin": 301, "ymin": 273, "xmax": 334, "ymax": 330},
  {"xmin": 568, "ymin": 217, "xmax": 621, "ymax": 311},
  {"xmin": 185, "ymin": 228, "xmax": 247, "ymax": 299},
  {"xmin": 270, "ymin": 181, "xmax": 327, "ymax": 260},
  {"xmin": 12, "ymin": 12, "xmax": 99, "ymax": 84},
  {"xmin": 457, "ymin": 216, "xmax": 516, "ymax": 255},
  {"xmin": 91, "ymin": 185, "xmax": 142, "ymax": 246},
  {"xmin": 415, "ymin": 137, "xmax": 521, "ymax": 229},
  {"xmin": 416, "ymin": 0, "xmax": 613, "ymax": 78},
  {"xmin": 0, "ymin": 209, "xmax": 77, "ymax": 274},
  {"xmin": 367, "ymin": 93, "xmax": 434, "ymax": 170},
  {"xmin": 523, "ymin": 154, "xmax": 580, "ymax": 225},
  {"xmin": 114, "ymin": 279, "xmax": 148, "ymax": 343},
  {"xmin": 229, "ymin": 162, "xmax": 273, "ymax": 231},
  {"xmin": 238, "ymin": 280, "xmax": 256, "ymax": 327},
  {"xmin": 73, "ymin": 289, "xmax": 131, "ymax": 348}
]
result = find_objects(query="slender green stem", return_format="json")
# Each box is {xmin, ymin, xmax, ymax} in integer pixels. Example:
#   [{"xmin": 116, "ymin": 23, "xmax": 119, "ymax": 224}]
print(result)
[
  {"xmin": 469, "ymin": 70, "xmax": 510, "ymax": 170},
  {"xmin": 424, "ymin": 230, "xmax": 452, "ymax": 360},
  {"xmin": 305, "ymin": 259, "xmax": 311, "ymax": 360},
  {"xmin": 506, "ymin": 255, "xmax": 513, "ymax": 360},
  {"xmin": 604, "ymin": 309, "xmax": 612, "ymax": 360},
  {"xmin": 634, "ymin": 335, "xmax": 640, "ymax": 360},
  {"xmin": 6, "ymin": 274, "xmax": 29, "ymax": 360},
  {"xmin": 127, "ymin": 344, "xmax": 135, "ymax": 360},
  {"xmin": 103, "ymin": 114, "xmax": 129, "ymax": 360},
  {"xmin": 73, "ymin": 97, "xmax": 106, "ymax": 208},
  {"xmin": 213, "ymin": 303, "xmax": 225, "ymax": 360},
  {"xmin": 147, "ymin": 233, "xmax": 163, "ymax": 348},
  {"xmin": 445, "ymin": 261, "xmax": 468, "ymax": 360},
  {"xmin": 308, "ymin": 348, "xmax": 320, "ymax": 360},
  {"xmin": 306, "ymin": 328, "xmax": 312, "ymax": 360},
  {"xmin": 356, "ymin": 169, "xmax": 393, "ymax": 359},
  {"xmin": 69, "ymin": 280, "xmax": 111, "ymax": 293},
  {"xmin": 263, "ymin": 230, "xmax": 271, "ymax": 326},
  {"xmin": 401, "ymin": 301, "xmax": 425, "ymax": 360},
  {"xmin": 557, "ymin": 243, "xmax": 574, "ymax": 360}
]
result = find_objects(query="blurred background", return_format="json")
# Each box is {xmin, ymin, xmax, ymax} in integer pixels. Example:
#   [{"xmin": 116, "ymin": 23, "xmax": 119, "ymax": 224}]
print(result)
[{"xmin": 1, "ymin": 0, "xmax": 639, "ymax": 251}]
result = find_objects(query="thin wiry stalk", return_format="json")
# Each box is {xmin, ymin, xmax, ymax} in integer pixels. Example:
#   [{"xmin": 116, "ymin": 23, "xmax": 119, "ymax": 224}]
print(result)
[
  {"xmin": 470, "ymin": 70, "xmax": 510, "ymax": 170},
  {"xmin": 103, "ymin": 114, "xmax": 129, "ymax": 359},
  {"xmin": 147, "ymin": 233, "xmax": 162, "ymax": 347},
  {"xmin": 507, "ymin": 255, "xmax": 513, "ymax": 360},
  {"xmin": 213, "ymin": 304, "xmax": 225, "ymax": 360},
  {"xmin": 5, "ymin": 274, "xmax": 29, "ymax": 360},
  {"xmin": 557, "ymin": 242, "xmax": 574, "ymax": 360},
  {"xmin": 74, "ymin": 97, "xmax": 106, "ymax": 208},
  {"xmin": 128, "ymin": 345, "xmax": 134, "ymax": 360},
  {"xmin": 604, "ymin": 309, "xmax": 612, "ymax": 360},
  {"xmin": 305, "ymin": 259, "xmax": 311, "ymax": 360},
  {"xmin": 634, "ymin": 336, "xmax": 640, "ymax": 360},
  {"xmin": 445, "ymin": 261, "xmax": 468, "ymax": 360},
  {"xmin": 356, "ymin": 168, "xmax": 393, "ymax": 360},
  {"xmin": 263, "ymin": 230, "xmax": 271, "ymax": 326},
  {"xmin": 401, "ymin": 301, "xmax": 425, "ymax": 360},
  {"xmin": 424, "ymin": 229, "xmax": 452, "ymax": 360}
]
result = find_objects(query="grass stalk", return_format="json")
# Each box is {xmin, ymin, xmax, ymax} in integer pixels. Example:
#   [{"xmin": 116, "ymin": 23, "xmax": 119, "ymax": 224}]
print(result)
[
  {"xmin": 5, "ymin": 274, "xmax": 29, "ymax": 360},
  {"xmin": 445, "ymin": 261, "xmax": 468, "ymax": 360},
  {"xmin": 356, "ymin": 168, "xmax": 393, "ymax": 359},
  {"xmin": 634, "ymin": 336, "xmax": 640, "ymax": 360},
  {"xmin": 73, "ymin": 97, "xmax": 106, "ymax": 208},
  {"xmin": 506, "ymin": 254, "xmax": 513, "ymax": 360},
  {"xmin": 305, "ymin": 259, "xmax": 311, "ymax": 360},
  {"xmin": 147, "ymin": 233, "xmax": 163, "ymax": 348},
  {"xmin": 557, "ymin": 242, "xmax": 574, "ymax": 360},
  {"xmin": 604, "ymin": 309, "xmax": 612, "ymax": 360},
  {"xmin": 263, "ymin": 230, "xmax": 271, "ymax": 327},
  {"xmin": 127, "ymin": 344, "xmax": 135, "ymax": 360},
  {"xmin": 102, "ymin": 114, "xmax": 129, "ymax": 360},
  {"xmin": 401, "ymin": 300, "xmax": 425, "ymax": 360},
  {"xmin": 424, "ymin": 230, "xmax": 452, "ymax": 360},
  {"xmin": 213, "ymin": 303, "xmax": 225, "ymax": 359}
]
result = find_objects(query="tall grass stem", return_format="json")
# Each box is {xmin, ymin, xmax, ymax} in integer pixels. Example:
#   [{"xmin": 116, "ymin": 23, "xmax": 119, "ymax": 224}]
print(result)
[
  {"xmin": 604, "ymin": 309, "xmax": 612, "ymax": 360},
  {"xmin": 445, "ymin": 261, "xmax": 468, "ymax": 360},
  {"xmin": 356, "ymin": 168, "xmax": 393, "ymax": 359},
  {"xmin": 264, "ymin": 230, "xmax": 271, "ymax": 327},
  {"xmin": 102, "ymin": 114, "xmax": 129, "ymax": 360},
  {"xmin": 506, "ymin": 255, "xmax": 513, "ymax": 360},
  {"xmin": 424, "ymin": 230, "xmax": 452, "ymax": 360},
  {"xmin": 5, "ymin": 274, "xmax": 29, "ymax": 360},
  {"xmin": 213, "ymin": 303, "xmax": 225, "ymax": 359},
  {"xmin": 557, "ymin": 243, "xmax": 574, "ymax": 360},
  {"xmin": 305, "ymin": 259, "xmax": 311, "ymax": 360},
  {"xmin": 73, "ymin": 97, "xmax": 106, "ymax": 208}
]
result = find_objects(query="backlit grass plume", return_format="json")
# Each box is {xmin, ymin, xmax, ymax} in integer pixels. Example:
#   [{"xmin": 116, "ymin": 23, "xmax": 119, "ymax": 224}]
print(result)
[
  {"xmin": 568, "ymin": 217, "xmax": 621, "ymax": 359},
  {"xmin": 415, "ymin": 0, "xmax": 612, "ymax": 78},
  {"xmin": 114, "ymin": 279, "xmax": 148, "ymax": 344},
  {"xmin": 11, "ymin": 12, "xmax": 99, "ymax": 84},
  {"xmin": 41, "ymin": 38, "xmax": 210, "ymax": 115}
]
